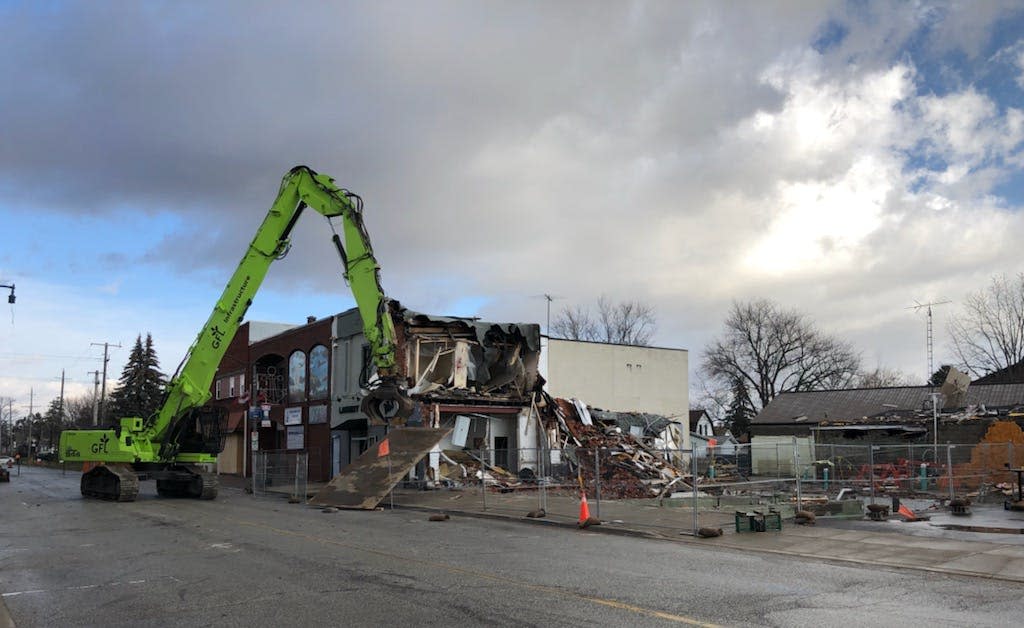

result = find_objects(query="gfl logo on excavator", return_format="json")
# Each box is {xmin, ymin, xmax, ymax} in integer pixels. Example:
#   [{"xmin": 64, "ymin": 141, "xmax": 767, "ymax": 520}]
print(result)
[
  {"xmin": 90, "ymin": 434, "xmax": 110, "ymax": 455},
  {"xmin": 210, "ymin": 325, "xmax": 226, "ymax": 349}
]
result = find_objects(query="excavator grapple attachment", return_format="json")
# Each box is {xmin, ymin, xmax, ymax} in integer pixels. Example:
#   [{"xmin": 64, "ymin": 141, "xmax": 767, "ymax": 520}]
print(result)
[{"xmin": 361, "ymin": 377, "xmax": 415, "ymax": 425}]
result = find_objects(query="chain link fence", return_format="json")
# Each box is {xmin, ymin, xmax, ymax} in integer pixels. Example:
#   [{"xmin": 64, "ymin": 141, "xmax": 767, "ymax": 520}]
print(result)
[
  {"xmin": 252, "ymin": 450, "xmax": 309, "ymax": 501},
  {"xmin": 385, "ymin": 440, "xmax": 1023, "ymax": 536}
]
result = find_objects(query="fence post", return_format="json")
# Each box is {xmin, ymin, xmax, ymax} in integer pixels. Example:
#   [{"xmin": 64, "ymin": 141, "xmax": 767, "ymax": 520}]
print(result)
[
  {"xmin": 947, "ymin": 445, "xmax": 955, "ymax": 501},
  {"xmin": 252, "ymin": 452, "xmax": 259, "ymax": 496},
  {"xmin": 480, "ymin": 448, "xmax": 486, "ymax": 511},
  {"xmin": 691, "ymin": 449, "xmax": 698, "ymax": 535},
  {"xmin": 793, "ymin": 436, "xmax": 802, "ymax": 510},
  {"xmin": 775, "ymin": 444, "xmax": 780, "ymax": 480},
  {"xmin": 869, "ymin": 445, "xmax": 875, "ymax": 506},
  {"xmin": 594, "ymin": 448, "xmax": 601, "ymax": 520}
]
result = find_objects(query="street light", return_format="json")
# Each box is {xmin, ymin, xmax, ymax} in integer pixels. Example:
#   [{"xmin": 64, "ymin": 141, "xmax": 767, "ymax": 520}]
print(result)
[{"xmin": 0, "ymin": 283, "xmax": 14, "ymax": 304}]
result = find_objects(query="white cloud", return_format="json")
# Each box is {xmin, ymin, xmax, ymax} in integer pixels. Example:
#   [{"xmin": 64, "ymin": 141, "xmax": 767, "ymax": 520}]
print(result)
[
  {"xmin": 2, "ymin": 2, "xmax": 1024, "ymax": 408},
  {"xmin": 1018, "ymin": 48, "xmax": 1024, "ymax": 89}
]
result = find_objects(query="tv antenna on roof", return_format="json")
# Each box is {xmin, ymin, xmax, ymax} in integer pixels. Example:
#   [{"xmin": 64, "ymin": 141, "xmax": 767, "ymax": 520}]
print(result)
[
  {"xmin": 531, "ymin": 293, "xmax": 564, "ymax": 335},
  {"xmin": 907, "ymin": 299, "xmax": 951, "ymax": 383}
]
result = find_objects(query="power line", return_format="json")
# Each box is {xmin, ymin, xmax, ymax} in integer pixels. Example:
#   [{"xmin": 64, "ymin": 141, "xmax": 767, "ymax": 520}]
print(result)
[{"xmin": 0, "ymin": 352, "xmax": 103, "ymax": 360}]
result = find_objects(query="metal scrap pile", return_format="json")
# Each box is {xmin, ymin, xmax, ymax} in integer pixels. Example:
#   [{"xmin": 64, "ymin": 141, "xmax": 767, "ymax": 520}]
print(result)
[{"xmin": 548, "ymin": 397, "xmax": 689, "ymax": 499}]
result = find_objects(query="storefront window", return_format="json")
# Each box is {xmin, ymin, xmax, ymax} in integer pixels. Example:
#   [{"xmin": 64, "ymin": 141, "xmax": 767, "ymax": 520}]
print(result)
[
  {"xmin": 309, "ymin": 345, "xmax": 329, "ymax": 400},
  {"xmin": 288, "ymin": 350, "xmax": 306, "ymax": 402}
]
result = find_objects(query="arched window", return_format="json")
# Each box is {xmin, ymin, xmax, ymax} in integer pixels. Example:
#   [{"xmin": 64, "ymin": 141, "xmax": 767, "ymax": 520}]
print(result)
[
  {"xmin": 288, "ymin": 350, "xmax": 307, "ymax": 402},
  {"xmin": 309, "ymin": 345, "xmax": 329, "ymax": 400}
]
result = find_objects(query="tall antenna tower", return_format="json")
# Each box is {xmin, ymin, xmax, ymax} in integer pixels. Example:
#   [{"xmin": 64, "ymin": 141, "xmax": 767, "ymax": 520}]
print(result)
[{"xmin": 907, "ymin": 300, "xmax": 951, "ymax": 382}]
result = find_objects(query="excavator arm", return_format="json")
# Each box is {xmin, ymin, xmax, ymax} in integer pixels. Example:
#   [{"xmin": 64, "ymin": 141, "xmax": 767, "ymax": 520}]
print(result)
[
  {"xmin": 151, "ymin": 164, "xmax": 408, "ymax": 453},
  {"xmin": 59, "ymin": 166, "xmax": 410, "ymax": 499}
]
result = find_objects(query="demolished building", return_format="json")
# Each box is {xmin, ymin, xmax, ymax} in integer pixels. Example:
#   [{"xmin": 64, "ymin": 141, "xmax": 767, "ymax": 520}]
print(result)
[{"xmin": 211, "ymin": 301, "xmax": 544, "ymax": 483}]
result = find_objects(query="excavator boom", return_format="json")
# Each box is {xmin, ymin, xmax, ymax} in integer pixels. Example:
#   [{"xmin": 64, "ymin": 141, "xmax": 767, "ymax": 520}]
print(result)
[{"xmin": 59, "ymin": 166, "xmax": 411, "ymax": 500}]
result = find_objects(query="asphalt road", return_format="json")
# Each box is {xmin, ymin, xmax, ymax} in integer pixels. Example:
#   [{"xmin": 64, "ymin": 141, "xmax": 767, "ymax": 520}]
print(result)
[{"xmin": 2, "ymin": 466, "xmax": 1023, "ymax": 627}]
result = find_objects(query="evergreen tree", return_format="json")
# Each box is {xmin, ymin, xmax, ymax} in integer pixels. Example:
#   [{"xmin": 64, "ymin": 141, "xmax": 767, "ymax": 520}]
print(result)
[
  {"xmin": 928, "ymin": 364, "xmax": 951, "ymax": 388},
  {"xmin": 141, "ymin": 334, "xmax": 165, "ymax": 414},
  {"xmin": 108, "ymin": 333, "xmax": 166, "ymax": 420},
  {"xmin": 41, "ymin": 397, "xmax": 67, "ymax": 451},
  {"xmin": 725, "ymin": 378, "xmax": 754, "ymax": 439}
]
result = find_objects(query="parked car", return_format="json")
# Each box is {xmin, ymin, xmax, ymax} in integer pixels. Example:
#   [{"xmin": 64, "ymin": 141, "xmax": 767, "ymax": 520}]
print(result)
[
  {"xmin": 36, "ymin": 451, "xmax": 57, "ymax": 462},
  {"xmin": 0, "ymin": 455, "xmax": 13, "ymax": 468}
]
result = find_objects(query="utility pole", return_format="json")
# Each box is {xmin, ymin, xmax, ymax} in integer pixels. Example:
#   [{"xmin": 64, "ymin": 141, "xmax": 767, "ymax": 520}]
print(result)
[
  {"xmin": 91, "ymin": 341, "xmax": 121, "ymax": 425},
  {"xmin": 58, "ymin": 369, "xmax": 65, "ymax": 421},
  {"xmin": 89, "ymin": 370, "xmax": 101, "ymax": 426},
  {"xmin": 57, "ymin": 369, "xmax": 65, "ymax": 450},
  {"xmin": 28, "ymin": 387, "xmax": 33, "ymax": 457}
]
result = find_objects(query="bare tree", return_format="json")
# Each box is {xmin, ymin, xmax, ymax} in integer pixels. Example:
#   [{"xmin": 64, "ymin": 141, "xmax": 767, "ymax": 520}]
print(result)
[
  {"xmin": 64, "ymin": 393, "xmax": 98, "ymax": 428},
  {"xmin": 0, "ymin": 396, "xmax": 12, "ymax": 453},
  {"xmin": 949, "ymin": 273, "xmax": 1024, "ymax": 378},
  {"xmin": 550, "ymin": 304, "xmax": 598, "ymax": 341},
  {"xmin": 596, "ymin": 296, "xmax": 657, "ymax": 345},
  {"xmin": 551, "ymin": 297, "xmax": 656, "ymax": 345},
  {"xmin": 701, "ymin": 299, "xmax": 861, "ymax": 412},
  {"xmin": 855, "ymin": 366, "xmax": 913, "ymax": 388}
]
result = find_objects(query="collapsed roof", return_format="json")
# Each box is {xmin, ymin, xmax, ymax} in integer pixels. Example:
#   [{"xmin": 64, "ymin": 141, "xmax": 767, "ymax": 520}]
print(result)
[{"xmin": 391, "ymin": 301, "xmax": 543, "ymax": 405}]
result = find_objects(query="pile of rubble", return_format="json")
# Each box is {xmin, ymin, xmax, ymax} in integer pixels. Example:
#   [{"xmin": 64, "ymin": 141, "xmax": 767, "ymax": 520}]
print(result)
[
  {"xmin": 436, "ymin": 449, "xmax": 520, "ymax": 488},
  {"xmin": 548, "ymin": 397, "xmax": 694, "ymax": 499}
]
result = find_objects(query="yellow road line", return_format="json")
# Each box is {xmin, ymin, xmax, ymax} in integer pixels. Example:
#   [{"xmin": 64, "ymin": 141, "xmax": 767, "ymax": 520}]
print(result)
[{"xmin": 230, "ymin": 517, "xmax": 720, "ymax": 627}]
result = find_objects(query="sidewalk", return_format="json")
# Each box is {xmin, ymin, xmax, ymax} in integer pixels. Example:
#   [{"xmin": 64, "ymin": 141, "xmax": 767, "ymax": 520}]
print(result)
[
  {"xmin": 220, "ymin": 474, "xmax": 1024, "ymax": 584},
  {"xmin": 373, "ymin": 487, "xmax": 1024, "ymax": 584}
]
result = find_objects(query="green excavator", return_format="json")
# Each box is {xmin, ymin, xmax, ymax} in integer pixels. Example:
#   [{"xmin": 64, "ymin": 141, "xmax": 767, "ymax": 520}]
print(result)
[{"xmin": 59, "ymin": 166, "xmax": 413, "ymax": 501}]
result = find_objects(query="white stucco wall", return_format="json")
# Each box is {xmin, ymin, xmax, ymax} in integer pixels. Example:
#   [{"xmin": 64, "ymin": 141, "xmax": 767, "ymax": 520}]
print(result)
[{"xmin": 544, "ymin": 338, "xmax": 689, "ymax": 419}]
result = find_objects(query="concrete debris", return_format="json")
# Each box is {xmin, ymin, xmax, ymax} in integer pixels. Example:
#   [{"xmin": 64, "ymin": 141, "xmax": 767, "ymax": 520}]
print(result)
[
  {"xmin": 548, "ymin": 396, "xmax": 696, "ymax": 499},
  {"xmin": 525, "ymin": 509, "xmax": 546, "ymax": 518},
  {"xmin": 440, "ymin": 449, "xmax": 519, "ymax": 487},
  {"xmin": 697, "ymin": 527, "xmax": 723, "ymax": 538},
  {"xmin": 428, "ymin": 513, "xmax": 451, "ymax": 521}
]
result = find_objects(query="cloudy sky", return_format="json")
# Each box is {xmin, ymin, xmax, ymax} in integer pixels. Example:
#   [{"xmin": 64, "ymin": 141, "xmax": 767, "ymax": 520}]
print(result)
[{"xmin": 2, "ymin": 1, "xmax": 1023, "ymax": 417}]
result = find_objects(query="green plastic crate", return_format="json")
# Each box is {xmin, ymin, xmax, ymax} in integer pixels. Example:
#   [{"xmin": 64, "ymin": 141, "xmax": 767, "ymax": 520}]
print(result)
[{"xmin": 735, "ymin": 509, "xmax": 782, "ymax": 533}]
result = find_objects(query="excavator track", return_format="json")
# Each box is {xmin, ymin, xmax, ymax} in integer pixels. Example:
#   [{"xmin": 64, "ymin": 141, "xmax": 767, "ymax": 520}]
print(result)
[
  {"xmin": 81, "ymin": 464, "xmax": 140, "ymax": 502},
  {"xmin": 155, "ymin": 465, "xmax": 218, "ymax": 500}
]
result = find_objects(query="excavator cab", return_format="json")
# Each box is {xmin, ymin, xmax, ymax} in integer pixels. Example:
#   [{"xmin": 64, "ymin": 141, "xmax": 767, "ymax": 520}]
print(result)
[{"xmin": 159, "ymin": 406, "xmax": 227, "ymax": 460}]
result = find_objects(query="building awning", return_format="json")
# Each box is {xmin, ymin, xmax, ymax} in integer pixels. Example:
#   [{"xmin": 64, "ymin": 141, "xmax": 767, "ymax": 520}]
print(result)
[{"xmin": 226, "ymin": 411, "xmax": 245, "ymax": 433}]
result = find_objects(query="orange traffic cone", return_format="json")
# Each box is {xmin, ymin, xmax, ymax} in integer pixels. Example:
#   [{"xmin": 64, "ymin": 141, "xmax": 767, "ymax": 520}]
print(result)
[
  {"xmin": 578, "ymin": 492, "xmax": 591, "ymax": 523},
  {"xmin": 577, "ymin": 493, "xmax": 601, "ymax": 528},
  {"xmin": 898, "ymin": 504, "xmax": 917, "ymax": 521}
]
